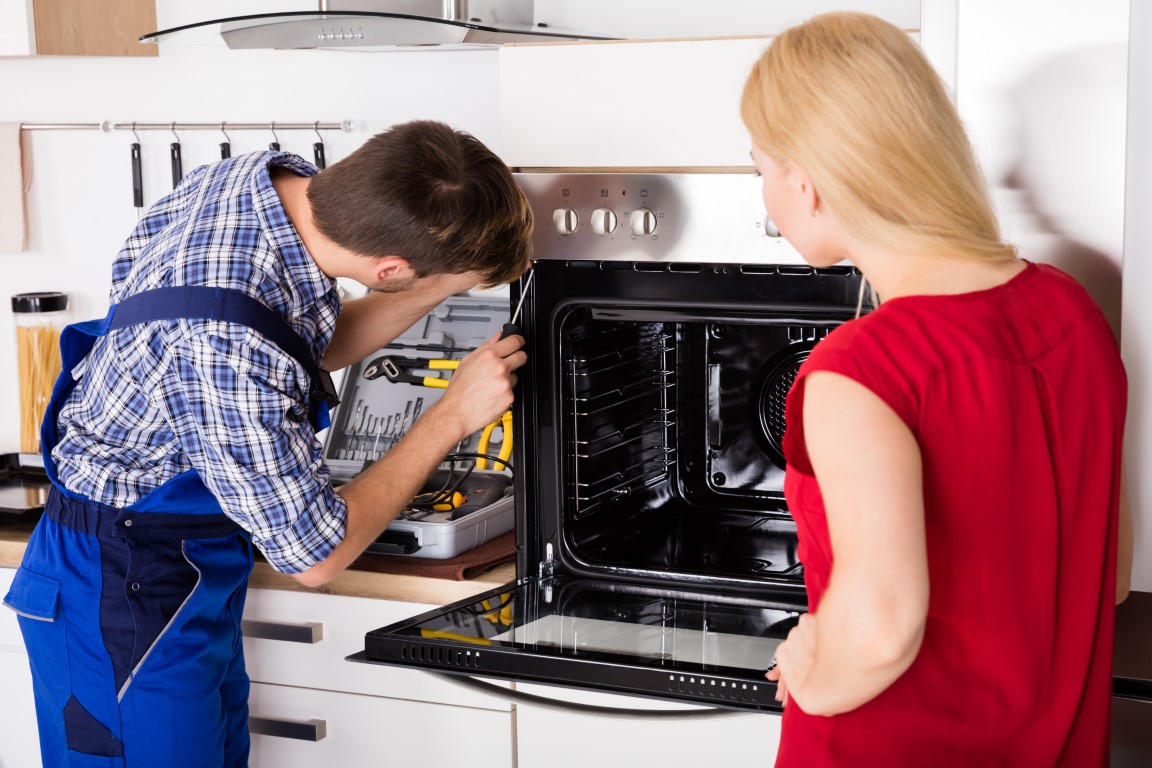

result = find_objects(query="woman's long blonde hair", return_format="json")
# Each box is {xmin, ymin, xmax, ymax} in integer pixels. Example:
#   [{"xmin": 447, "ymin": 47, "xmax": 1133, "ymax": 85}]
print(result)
[{"xmin": 741, "ymin": 12, "xmax": 1016, "ymax": 263}]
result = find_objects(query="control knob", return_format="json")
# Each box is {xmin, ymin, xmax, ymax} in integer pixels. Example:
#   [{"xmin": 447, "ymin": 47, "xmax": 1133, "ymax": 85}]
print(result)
[
  {"xmin": 590, "ymin": 208, "xmax": 618, "ymax": 236},
  {"xmin": 630, "ymin": 208, "xmax": 658, "ymax": 237},
  {"xmin": 552, "ymin": 207, "xmax": 578, "ymax": 235}
]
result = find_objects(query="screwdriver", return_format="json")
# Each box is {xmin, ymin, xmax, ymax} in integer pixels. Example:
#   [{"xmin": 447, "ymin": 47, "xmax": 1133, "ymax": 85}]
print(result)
[{"xmin": 499, "ymin": 265, "xmax": 535, "ymax": 340}]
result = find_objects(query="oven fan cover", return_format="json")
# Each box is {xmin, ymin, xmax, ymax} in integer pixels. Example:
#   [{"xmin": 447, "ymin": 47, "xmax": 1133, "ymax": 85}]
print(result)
[{"xmin": 752, "ymin": 342, "xmax": 815, "ymax": 468}]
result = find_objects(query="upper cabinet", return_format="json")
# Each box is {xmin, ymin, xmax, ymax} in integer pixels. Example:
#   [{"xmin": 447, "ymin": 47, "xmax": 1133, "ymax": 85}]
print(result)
[
  {"xmin": 0, "ymin": 0, "xmax": 157, "ymax": 57},
  {"xmin": 497, "ymin": 0, "xmax": 953, "ymax": 169}
]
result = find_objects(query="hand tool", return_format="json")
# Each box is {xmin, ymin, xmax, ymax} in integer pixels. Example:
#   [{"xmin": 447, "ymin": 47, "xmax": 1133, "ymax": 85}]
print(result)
[
  {"xmin": 362, "ymin": 355, "xmax": 458, "ymax": 387},
  {"xmin": 500, "ymin": 264, "xmax": 535, "ymax": 339},
  {"xmin": 477, "ymin": 410, "xmax": 513, "ymax": 470}
]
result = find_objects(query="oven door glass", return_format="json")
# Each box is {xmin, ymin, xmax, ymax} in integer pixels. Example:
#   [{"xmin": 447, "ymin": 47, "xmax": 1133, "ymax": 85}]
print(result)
[{"xmin": 354, "ymin": 575, "xmax": 800, "ymax": 712}]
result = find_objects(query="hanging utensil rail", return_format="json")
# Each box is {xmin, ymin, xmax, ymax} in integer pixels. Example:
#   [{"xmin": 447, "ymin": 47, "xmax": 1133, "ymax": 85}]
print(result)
[{"xmin": 19, "ymin": 121, "xmax": 354, "ymax": 132}]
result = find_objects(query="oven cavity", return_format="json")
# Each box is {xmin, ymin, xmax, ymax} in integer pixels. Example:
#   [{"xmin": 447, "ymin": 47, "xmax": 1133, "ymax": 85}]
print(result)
[{"xmin": 554, "ymin": 297, "xmax": 849, "ymax": 590}]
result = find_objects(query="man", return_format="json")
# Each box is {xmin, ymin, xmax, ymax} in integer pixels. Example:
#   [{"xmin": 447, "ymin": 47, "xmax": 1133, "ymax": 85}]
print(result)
[{"xmin": 3, "ymin": 120, "xmax": 532, "ymax": 767}]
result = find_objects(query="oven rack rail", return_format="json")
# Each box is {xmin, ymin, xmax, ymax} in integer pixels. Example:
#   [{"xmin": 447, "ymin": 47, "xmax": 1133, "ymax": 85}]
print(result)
[{"xmin": 565, "ymin": 324, "xmax": 677, "ymax": 520}]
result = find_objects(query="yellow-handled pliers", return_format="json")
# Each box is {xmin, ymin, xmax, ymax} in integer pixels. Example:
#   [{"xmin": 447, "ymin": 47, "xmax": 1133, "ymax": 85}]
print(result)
[
  {"xmin": 362, "ymin": 355, "xmax": 458, "ymax": 388},
  {"xmin": 477, "ymin": 410, "xmax": 513, "ymax": 470}
]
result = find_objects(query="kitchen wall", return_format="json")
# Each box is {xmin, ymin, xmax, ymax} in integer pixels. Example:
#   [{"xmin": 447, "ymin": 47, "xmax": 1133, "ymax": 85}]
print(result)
[{"xmin": 0, "ymin": 0, "xmax": 1143, "ymax": 585}]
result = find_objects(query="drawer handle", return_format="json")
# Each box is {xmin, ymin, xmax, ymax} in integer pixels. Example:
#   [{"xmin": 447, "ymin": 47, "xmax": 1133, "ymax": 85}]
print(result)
[
  {"xmin": 249, "ymin": 716, "xmax": 327, "ymax": 742},
  {"xmin": 241, "ymin": 619, "xmax": 323, "ymax": 644}
]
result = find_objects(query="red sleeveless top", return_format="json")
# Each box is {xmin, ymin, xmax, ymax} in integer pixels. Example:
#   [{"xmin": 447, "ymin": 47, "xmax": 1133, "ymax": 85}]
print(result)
[{"xmin": 778, "ymin": 262, "xmax": 1126, "ymax": 767}]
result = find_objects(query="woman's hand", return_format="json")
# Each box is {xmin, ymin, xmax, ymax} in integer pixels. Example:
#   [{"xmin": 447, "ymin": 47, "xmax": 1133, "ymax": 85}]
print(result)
[
  {"xmin": 765, "ymin": 656, "xmax": 787, "ymax": 705},
  {"xmin": 767, "ymin": 613, "xmax": 818, "ymax": 708}
]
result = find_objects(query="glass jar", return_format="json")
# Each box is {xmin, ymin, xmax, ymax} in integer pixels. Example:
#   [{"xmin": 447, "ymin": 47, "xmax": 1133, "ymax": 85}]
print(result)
[{"xmin": 12, "ymin": 292, "xmax": 68, "ymax": 454}]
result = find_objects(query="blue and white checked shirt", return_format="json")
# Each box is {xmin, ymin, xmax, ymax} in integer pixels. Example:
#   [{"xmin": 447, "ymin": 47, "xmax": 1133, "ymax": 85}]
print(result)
[{"xmin": 53, "ymin": 151, "xmax": 347, "ymax": 574}]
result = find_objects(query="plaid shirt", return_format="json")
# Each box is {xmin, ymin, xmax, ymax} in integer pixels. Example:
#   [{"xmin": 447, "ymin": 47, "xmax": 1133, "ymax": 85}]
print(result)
[{"xmin": 53, "ymin": 151, "xmax": 347, "ymax": 574}]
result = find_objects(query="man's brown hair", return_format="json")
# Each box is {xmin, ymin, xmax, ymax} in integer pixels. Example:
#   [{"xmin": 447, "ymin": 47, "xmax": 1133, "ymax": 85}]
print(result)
[{"xmin": 307, "ymin": 120, "xmax": 533, "ymax": 287}]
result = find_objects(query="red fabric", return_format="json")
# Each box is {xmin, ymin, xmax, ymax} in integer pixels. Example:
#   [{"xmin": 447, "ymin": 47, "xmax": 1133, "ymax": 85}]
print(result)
[{"xmin": 777, "ymin": 262, "xmax": 1126, "ymax": 768}]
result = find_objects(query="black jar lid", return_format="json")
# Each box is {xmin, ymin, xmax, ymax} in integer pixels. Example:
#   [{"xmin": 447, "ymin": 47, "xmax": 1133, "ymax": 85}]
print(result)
[{"xmin": 12, "ymin": 292, "xmax": 69, "ymax": 314}]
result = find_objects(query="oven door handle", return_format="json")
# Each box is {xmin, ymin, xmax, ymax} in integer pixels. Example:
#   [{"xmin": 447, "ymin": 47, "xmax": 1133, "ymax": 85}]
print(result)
[{"xmin": 429, "ymin": 672, "xmax": 767, "ymax": 720}]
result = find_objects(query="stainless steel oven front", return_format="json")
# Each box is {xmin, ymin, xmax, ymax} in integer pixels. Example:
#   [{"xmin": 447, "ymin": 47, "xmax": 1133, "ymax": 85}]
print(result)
[{"xmin": 351, "ymin": 170, "xmax": 863, "ymax": 714}]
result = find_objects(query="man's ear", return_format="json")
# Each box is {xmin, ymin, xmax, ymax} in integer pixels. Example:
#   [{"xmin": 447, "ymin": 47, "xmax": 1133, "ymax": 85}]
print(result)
[{"xmin": 372, "ymin": 256, "xmax": 413, "ymax": 283}]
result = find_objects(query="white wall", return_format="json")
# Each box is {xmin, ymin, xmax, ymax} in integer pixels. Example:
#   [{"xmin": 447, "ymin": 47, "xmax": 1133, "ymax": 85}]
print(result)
[{"xmin": 1121, "ymin": 0, "xmax": 1152, "ymax": 592}]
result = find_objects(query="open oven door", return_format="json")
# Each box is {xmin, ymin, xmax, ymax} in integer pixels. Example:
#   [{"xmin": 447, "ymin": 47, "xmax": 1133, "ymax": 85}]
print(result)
[{"xmin": 348, "ymin": 573, "xmax": 796, "ymax": 715}]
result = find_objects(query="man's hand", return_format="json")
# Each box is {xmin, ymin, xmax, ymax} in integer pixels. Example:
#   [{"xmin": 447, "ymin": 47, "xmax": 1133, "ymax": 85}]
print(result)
[{"xmin": 433, "ymin": 332, "xmax": 526, "ymax": 437}]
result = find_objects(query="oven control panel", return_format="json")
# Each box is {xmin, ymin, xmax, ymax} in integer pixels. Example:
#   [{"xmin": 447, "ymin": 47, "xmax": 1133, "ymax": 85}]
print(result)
[{"xmin": 515, "ymin": 171, "xmax": 808, "ymax": 265}]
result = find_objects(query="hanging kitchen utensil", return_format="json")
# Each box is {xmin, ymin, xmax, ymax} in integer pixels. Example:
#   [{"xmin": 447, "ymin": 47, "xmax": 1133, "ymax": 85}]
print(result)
[
  {"xmin": 169, "ymin": 123, "xmax": 183, "ymax": 189},
  {"xmin": 219, "ymin": 123, "xmax": 232, "ymax": 160},
  {"xmin": 129, "ymin": 123, "xmax": 143, "ymax": 214},
  {"xmin": 312, "ymin": 121, "xmax": 326, "ymax": 169},
  {"xmin": 268, "ymin": 122, "xmax": 281, "ymax": 151}
]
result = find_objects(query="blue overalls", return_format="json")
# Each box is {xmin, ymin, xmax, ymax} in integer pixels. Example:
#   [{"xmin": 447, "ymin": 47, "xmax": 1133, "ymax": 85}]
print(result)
[{"xmin": 3, "ymin": 286, "xmax": 336, "ymax": 767}]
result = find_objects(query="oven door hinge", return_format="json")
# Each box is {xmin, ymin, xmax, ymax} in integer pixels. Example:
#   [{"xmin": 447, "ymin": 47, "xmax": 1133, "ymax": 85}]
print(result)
[{"xmin": 538, "ymin": 541, "xmax": 555, "ymax": 580}]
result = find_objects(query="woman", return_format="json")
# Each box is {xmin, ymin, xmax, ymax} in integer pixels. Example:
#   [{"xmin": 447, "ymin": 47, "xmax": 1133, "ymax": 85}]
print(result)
[{"xmin": 741, "ymin": 12, "xmax": 1132, "ymax": 767}]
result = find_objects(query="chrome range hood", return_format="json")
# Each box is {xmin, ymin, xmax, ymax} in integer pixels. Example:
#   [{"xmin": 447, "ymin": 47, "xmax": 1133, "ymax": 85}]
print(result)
[{"xmin": 140, "ymin": 0, "xmax": 615, "ymax": 50}]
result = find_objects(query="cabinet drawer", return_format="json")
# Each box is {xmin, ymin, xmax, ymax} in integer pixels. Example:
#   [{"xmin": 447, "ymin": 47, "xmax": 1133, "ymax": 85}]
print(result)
[
  {"xmin": 514, "ymin": 683, "xmax": 780, "ymax": 768},
  {"xmin": 242, "ymin": 587, "xmax": 510, "ymax": 710},
  {"xmin": 248, "ymin": 681, "xmax": 513, "ymax": 768}
]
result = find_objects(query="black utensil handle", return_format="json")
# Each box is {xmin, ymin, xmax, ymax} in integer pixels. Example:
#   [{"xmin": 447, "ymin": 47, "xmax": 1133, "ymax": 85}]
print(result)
[
  {"xmin": 219, "ymin": 142, "xmax": 231, "ymax": 160},
  {"xmin": 130, "ymin": 143, "xmax": 144, "ymax": 208},
  {"xmin": 170, "ymin": 142, "xmax": 183, "ymax": 189},
  {"xmin": 313, "ymin": 142, "xmax": 326, "ymax": 169}
]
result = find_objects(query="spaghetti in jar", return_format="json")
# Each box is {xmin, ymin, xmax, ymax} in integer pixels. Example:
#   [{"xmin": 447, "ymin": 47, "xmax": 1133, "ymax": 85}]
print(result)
[{"xmin": 12, "ymin": 292, "xmax": 68, "ymax": 454}]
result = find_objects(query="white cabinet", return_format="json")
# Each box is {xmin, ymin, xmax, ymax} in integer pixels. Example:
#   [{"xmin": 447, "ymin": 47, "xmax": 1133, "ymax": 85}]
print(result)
[
  {"xmin": 248, "ymin": 682, "xmax": 513, "ymax": 768},
  {"xmin": 0, "ymin": 567, "xmax": 42, "ymax": 768},
  {"xmin": 496, "ymin": 0, "xmax": 949, "ymax": 169},
  {"xmin": 242, "ymin": 586, "xmax": 514, "ymax": 767},
  {"xmin": 512, "ymin": 683, "xmax": 780, "ymax": 768}
]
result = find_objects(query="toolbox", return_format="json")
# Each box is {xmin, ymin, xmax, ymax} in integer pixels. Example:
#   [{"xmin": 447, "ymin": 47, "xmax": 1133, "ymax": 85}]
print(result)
[{"xmin": 323, "ymin": 291, "xmax": 516, "ymax": 559}]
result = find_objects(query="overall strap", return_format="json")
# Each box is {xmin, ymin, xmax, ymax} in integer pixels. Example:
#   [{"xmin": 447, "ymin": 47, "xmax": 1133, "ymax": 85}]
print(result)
[{"xmin": 110, "ymin": 286, "xmax": 339, "ymax": 429}]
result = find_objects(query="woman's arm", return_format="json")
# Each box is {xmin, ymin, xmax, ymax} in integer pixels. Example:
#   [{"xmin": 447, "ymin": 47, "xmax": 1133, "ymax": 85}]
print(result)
[{"xmin": 772, "ymin": 370, "xmax": 929, "ymax": 716}]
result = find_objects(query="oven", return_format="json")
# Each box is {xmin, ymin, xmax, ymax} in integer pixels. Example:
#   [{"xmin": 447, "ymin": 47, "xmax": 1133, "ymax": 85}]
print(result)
[{"xmin": 351, "ymin": 170, "xmax": 863, "ymax": 714}]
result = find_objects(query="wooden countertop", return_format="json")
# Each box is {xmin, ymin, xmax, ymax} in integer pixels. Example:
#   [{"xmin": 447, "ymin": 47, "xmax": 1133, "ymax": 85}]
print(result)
[{"xmin": 1, "ymin": 520, "xmax": 515, "ymax": 606}]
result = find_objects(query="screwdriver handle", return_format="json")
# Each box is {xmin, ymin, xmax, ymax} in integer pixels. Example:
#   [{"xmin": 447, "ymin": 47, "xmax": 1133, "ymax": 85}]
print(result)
[{"xmin": 500, "ymin": 323, "xmax": 521, "ymax": 340}]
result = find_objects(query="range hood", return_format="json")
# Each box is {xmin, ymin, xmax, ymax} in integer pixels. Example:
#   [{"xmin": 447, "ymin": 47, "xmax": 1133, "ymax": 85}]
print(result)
[{"xmin": 140, "ymin": 0, "xmax": 616, "ymax": 51}]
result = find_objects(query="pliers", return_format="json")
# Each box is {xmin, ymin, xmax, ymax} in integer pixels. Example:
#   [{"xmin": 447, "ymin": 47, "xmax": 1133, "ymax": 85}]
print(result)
[
  {"xmin": 477, "ymin": 409, "xmax": 513, "ymax": 470},
  {"xmin": 362, "ymin": 355, "xmax": 457, "ymax": 388}
]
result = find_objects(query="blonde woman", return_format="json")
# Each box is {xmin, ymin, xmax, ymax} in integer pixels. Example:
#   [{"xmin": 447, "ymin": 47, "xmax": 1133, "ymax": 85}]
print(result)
[{"xmin": 741, "ymin": 12, "xmax": 1131, "ymax": 767}]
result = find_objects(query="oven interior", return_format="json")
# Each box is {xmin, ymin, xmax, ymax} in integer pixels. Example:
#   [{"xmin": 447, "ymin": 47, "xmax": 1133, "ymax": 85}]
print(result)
[{"xmin": 521, "ymin": 261, "xmax": 862, "ymax": 597}]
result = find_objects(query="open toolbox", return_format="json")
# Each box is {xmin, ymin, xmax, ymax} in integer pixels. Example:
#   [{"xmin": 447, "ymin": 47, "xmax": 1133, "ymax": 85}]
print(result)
[{"xmin": 323, "ymin": 292, "xmax": 515, "ymax": 559}]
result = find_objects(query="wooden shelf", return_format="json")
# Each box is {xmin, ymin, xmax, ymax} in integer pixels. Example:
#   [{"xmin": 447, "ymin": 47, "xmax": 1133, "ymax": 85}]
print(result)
[{"xmin": 32, "ymin": 0, "xmax": 157, "ymax": 57}]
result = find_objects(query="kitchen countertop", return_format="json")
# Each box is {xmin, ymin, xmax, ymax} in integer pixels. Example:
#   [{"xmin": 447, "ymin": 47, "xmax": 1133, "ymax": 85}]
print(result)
[{"xmin": 0, "ymin": 520, "xmax": 515, "ymax": 606}]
